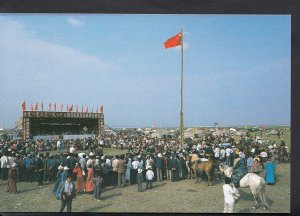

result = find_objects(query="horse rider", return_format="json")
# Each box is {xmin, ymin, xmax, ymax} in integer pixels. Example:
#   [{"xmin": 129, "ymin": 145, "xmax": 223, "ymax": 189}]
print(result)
[
  {"xmin": 204, "ymin": 143, "xmax": 214, "ymax": 160},
  {"xmin": 190, "ymin": 149, "xmax": 200, "ymax": 165}
]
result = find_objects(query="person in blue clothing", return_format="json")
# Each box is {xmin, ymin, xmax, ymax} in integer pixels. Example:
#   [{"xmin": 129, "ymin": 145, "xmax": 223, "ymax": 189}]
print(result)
[
  {"xmin": 23, "ymin": 154, "xmax": 34, "ymax": 182},
  {"xmin": 53, "ymin": 165, "xmax": 64, "ymax": 194},
  {"xmin": 54, "ymin": 166, "xmax": 69, "ymax": 197},
  {"xmin": 265, "ymin": 157, "xmax": 276, "ymax": 185},
  {"xmin": 47, "ymin": 155, "xmax": 56, "ymax": 182}
]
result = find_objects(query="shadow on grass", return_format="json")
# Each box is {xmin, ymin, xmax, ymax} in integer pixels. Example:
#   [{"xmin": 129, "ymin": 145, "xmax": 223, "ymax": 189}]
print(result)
[
  {"xmin": 83, "ymin": 203, "xmax": 112, "ymax": 212},
  {"xmin": 152, "ymin": 182, "xmax": 166, "ymax": 189},
  {"xmin": 239, "ymin": 189, "xmax": 255, "ymax": 201},
  {"xmin": 19, "ymin": 187, "xmax": 41, "ymax": 193},
  {"xmin": 101, "ymin": 192, "xmax": 123, "ymax": 200},
  {"xmin": 237, "ymin": 208, "xmax": 251, "ymax": 213}
]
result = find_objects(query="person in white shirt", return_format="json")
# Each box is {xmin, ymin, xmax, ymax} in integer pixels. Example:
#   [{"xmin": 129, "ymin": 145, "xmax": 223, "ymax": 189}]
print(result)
[
  {"xmin": 214, "ymin": 146, "xmax": 220, "ymax": 160},
  {"xmin": 225, "ymin": 147, "xmax": 233, "ymax": 167},
  {"xmin": 57, "ymin": 140, "xmax": 62, "ymax": 153},
  {"xmin": 145, "ymin": 166, "xmax": 154, "ymax": 189},
  {"xmin": 69, "ymin": 145, "xmax": 75, "ymax": 154},
  {"xmin": 220, "ymin": 147, "xmax": 226, "ymax": 162},
  {"xmin": 0, "ymin": 153, "xmax": 9, "ymax": 180},
  {"xmin": 223, "ymin": 177, "xmax": 237, "ymax": 213}
]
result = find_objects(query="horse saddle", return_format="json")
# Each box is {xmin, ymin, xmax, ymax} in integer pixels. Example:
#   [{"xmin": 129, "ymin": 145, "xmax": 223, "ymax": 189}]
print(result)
[{"xmin": 200, "ymin": 158, "xmax": 209, "ymax": 162}]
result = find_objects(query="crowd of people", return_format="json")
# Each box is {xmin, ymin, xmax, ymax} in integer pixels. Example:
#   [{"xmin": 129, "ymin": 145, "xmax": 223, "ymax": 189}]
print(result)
[{"xmin": 0, "ymin": 129, "xmax": 289, "ymax": 212}]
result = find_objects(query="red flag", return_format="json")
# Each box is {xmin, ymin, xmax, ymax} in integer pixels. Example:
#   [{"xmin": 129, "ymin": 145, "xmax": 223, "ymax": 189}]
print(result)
[
  {"xmin": 86, "ymin": 106, "xmax": 88, "ymax": 113},
  {"xmin": 41, "ymin": 102, "xmax": 44, "ymax": 111},
  {"xmin": 96, "ymin": 107, "xmax": 98, "ymax": 113},
  {"xmin": 164, "ymin": 32, "xmax": 182, "ymax": 49},
  {"xmin": 22, "ymin": 101, "xmax": 26, "ymax": 111},
  {"xmin": 82, "ymin": 105, "xmax": 84, "ymax": 113},
  {"xmin": 31, "ymin": 104, "xmax": 34, "ymax": 111},
  {"xmin": 100, "ymin": 105, "xmax": 103, "ymax": 113},
  {"xmin": 76, "ymin": 105, "xmax": 78, "ymax": 113},
  {"xmin": 49, "ymin": 102, "xmax": 51, "ymax": 111},
  {"xmin": 54, "ymin": 103, "xmax": 56, "ymax": 112},
  {"xmin": 67, "ymin": 104, "xmax": 69, "ymax": 112},
  {"xmin": 35, "ymin": 102, "xmax": 38, "ymax": 110},
  {"xmin": 69, "ymin": 104, "xmax": 73, "ymax": 112},
  {"xmin": 60, "ymin": 104, "xmax": 63, "ymax": 112}
]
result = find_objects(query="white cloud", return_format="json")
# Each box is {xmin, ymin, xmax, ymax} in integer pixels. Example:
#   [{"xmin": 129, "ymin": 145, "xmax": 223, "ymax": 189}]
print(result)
[{"xmin": 67, "ymin": 16, "xmax": 84, "ymax": 27}]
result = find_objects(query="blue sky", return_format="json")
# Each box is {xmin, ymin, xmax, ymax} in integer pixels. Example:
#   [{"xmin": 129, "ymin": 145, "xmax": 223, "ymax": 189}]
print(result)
[{"xmin": 0, "ymin": 14, "xmax": 290, "ymax": 128}]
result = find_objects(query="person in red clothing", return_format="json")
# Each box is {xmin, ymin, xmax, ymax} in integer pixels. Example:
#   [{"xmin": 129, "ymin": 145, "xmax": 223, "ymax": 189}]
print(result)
[
  {"xmin": 73, "ymin": 163, "xmax": 85, "ymax": 193},
  {"xmin": 85, "ymin": 164, "xmax": 94, "ymax": 193}
]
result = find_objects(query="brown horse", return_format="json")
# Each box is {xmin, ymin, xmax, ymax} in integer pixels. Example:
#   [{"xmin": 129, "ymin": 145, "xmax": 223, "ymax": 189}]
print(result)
[{"xmin": 192, "ymin": 158, "xmax": 218, "ymax": 186}]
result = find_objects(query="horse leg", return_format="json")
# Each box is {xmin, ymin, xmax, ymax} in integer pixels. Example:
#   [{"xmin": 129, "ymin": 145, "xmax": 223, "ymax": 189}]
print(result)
[
  {"xmin": 250, "ymin": 186, "xmax": 260, "ymax": 209},
  {"xmin": 185, "ymin": 161, "xmax": 191, "ymax": 179},
  {"xmin": 258, "ymin": 182, "xmax": 270, "ymax": 210},
  {"xmin": 252, "ymin": 194, "xmax": 260, "ymax": 209},
  {"xmin": 207, "ymin": 171, "xmax": 212, "ymax": 186}
]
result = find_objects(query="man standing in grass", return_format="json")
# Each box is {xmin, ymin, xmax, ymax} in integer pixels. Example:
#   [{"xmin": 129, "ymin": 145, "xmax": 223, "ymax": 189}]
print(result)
[{"xmin": 57, "ymin": 175, "xmax": 76, "ymax": 212}]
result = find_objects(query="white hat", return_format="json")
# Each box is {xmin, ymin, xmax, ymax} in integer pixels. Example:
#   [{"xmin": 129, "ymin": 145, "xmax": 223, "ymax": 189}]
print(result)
[
  {"xmin": 89, "ymin": 152, "xmax": 94, "ymax": 156},
  {"xmin": 138, "ymin": 168, "xmax": 143, "ymax": 173},
  {"xmin": 158, "ymin": 153, "xmax": 162, "ymax": 157},
  {"xmin": 138, "ymin": 155, "xmax": 141, "ymax": 158},
  {"xmin": 101, "ymin": 156, "xmax": 106, "ymax": 160},
  {"xmin": 67, "ymin": 156, "xmax": 70, "ymax": 159}
]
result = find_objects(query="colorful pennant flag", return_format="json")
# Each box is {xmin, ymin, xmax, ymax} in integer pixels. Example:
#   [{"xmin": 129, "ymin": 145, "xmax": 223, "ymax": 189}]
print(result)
[{"xmin": 22, "ymin": 101, "xmax": 26, "ymax": 111}]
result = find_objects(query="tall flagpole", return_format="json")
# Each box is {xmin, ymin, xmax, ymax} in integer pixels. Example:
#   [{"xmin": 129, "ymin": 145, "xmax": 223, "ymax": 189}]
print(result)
[{"xmin": 180, "ymin": 29, "xmax": 184, "ymax": 147}]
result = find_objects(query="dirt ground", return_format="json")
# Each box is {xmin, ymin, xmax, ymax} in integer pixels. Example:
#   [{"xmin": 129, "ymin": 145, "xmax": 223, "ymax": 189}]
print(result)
[{"xmin": 0, "ymin": 162, "xmax": 290, "ymax": 213}]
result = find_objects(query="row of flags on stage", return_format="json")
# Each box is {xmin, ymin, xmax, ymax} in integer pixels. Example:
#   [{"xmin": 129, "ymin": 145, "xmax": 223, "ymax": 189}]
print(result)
[{"xmin": 21, "ymin": 101, "xmax": 104, "ymax": 113}]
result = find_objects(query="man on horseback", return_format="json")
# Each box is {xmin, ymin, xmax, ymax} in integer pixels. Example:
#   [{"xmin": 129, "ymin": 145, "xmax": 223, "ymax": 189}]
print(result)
[
  {"xmin": 231, "ymin": 154, "xmax": 248, "ymax": 188},
  {"xmin": 204, "ymin": 143, "xmax": 214, "ymax": 160}
]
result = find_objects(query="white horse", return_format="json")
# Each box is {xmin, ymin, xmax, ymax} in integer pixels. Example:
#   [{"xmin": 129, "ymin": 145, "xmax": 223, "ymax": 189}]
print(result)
[{"xmin": 219, "ymin": 163, "xmax": 270, "ymax": 210}]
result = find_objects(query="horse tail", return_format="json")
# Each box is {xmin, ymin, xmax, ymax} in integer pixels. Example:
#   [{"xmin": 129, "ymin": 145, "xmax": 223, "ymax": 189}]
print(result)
[{"xmin": 258, "ymin": 179, "xmax": 270, "ymax": 210}]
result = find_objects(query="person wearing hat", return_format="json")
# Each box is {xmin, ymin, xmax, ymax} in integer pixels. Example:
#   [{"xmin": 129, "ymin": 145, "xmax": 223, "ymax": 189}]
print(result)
[
  {"xmin": 53, "ymin": 164, "xmax": 65, "ymax": 195},
  {"xmin": 169, "ymin": 153, "xmax": 178, "ymax": 182},
  {"xmin": 154, "ymin": 153, "xmax": 163, "ymax": 182},
  {"xmin": 35, "ymin": 153, "xmax": 44, "ymax": 187},
  {"xmin": 124, "ymin": 154, "xmax": 132, "ymax": 186},
  {"xmin": 57, "ymin": 175, "xmax": 76, "ymax": 212},
  {"xmin": 79, "ymin": 154, "xmax": 87, "ymax": 182},
  {"xmin": 131, "ymin": 156, "xmax": 139, "ymax": 184},
  {"xmin": 146, "ymin": 166, "xmax": 154, "ymax": 189},
  {"xmin": 136, "ymin": 168, "xmax": 143, "ymax": 192},
  {"xmin": 7, "ymin": 162, "xmax": 18, "ymax": 193},
  {"xmin": 100, "ymin": 156, "xmax": 109, "ymax": 187}
]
